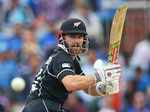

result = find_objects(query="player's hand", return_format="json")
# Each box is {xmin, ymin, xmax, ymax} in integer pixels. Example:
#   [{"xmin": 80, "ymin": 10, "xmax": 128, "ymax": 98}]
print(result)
[
  {"xmin": 93, "ymin": 59, "xmax": 105, "ymax": 83},
  {"xmin": 93, "ymin": 59, "xmax": 121, "ymax": 95},
  {"xmin": 95, "ymin": 81, "xmax": 106, "ymax": 96},
  {"xmin": 96, "ymin": 80, "xmax": 115, "ymax": 96},
  {"xmin": 96, "ymin": 78, "xmax": 117, "ymax": 96}
]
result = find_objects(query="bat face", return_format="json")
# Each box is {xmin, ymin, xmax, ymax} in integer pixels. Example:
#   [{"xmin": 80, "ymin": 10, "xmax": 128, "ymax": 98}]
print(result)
[{"xmin": 108, "ymin": 4, "xmax": 128, "ymax": 64}]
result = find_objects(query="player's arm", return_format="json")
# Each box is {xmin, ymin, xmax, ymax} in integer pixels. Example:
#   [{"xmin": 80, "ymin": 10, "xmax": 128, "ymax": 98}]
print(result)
[
  {"xmin": 83, "ymin": 80, "xmax": 108, "ymax": 96},
  {"xmin": 62, "ymin": 74, "xmax": 96, "ymax": 91},
  {"xmin": 62, "ymin": 60, "xmax": 121, "ymax": 96},
  {"xmin": 62, "ymin": 75, "xmax": 105, "ymax": 96},
  {"xmin": 62, "ymin": 63, "xmax": 120, "ymax": 94},
  {"xmin": 61, "ymin": 57, "xmax": 98, "ymax": 91}
]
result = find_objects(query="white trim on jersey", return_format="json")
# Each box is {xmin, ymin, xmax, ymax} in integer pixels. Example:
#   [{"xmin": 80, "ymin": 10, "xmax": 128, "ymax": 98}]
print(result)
[
  {"xmin": 38, "ymin": 75, "xmax": 45, "ymax": 97},
  {"xmin": 57, "ymin": 44, "xmax": 69, "ymax": 53},
  {"xmin": 57, "ymin": 69, "xmax": 75, "ymax": 79},
  {"xmin": 46, "ymin": 65, "xmax": 57, "ymax": 78},
  {"xmin": 42, "ymin": 99, "xmax": 49, "ymax": 112}
]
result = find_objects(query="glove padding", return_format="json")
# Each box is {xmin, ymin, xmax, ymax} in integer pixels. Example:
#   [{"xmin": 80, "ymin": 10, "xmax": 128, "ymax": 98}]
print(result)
[
  {"xmin": 104, "ymin": 64, "xmax": 120, "ymax": 95},
  {"xmin": 94, "ymin": 59, "xmax": 121, "ymax": 95},
  {"xmin": 96, "ymin": 81, "xmax": 106, "ymax": 96}
]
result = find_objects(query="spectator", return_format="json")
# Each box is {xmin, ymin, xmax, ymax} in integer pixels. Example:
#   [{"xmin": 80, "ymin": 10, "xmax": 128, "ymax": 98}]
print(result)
[
  {"xmin": 8, "ymin": 23, "xmax": 24, "ymax": 62},
  {"xmin": 96, "ymin": 0, "xmax": 124, "ymax": 43},
  {"xmin": 69, "ymin": 0, "xmax": 104, "ymax": 45},
  {"xmin": 38, "ymin": 0, "xmax": 72, "ymax": 21},
  {"xmin": 120, "ymin": 52, "xmax": 134, "ymax": 93},
  {"xmin": 0, "ymin": 89, "xmax": 11, "ymax": 112},
  {"xmin": 0, "ymin": 38, "xmax": 18, "ymax": 91},
  {"xmin": 126, "ymin": 91, "xmax": 150, "ymax": 112},
  {"xmin": 0, "ymin": 104, "xmax": 5, "ymax": 112},
  {"xmin": 33, "ymin": 13, "xmax": 49, "ymax": 40},
  {"xmin": 99, "ymin": 95, "xmax": 116, "ymax": 112},
  {"xmin": 0, "ymin": 0, "xmax": 34, "ymax": 28},
  {"xmin": 130, "ymin": 33, "xmax": 150, "ymax": 72},
  {"xmin": 132, "ymin": 66, "xmax": 150, "ymax": 92},
  {"xmin": 38, "ymin": 19, "xmax": 58, "ymax": 60},
  {"xmin": 64, "ymin": 93, "xmax": 89, "ymax": 112},
  {"xmin": 22, "ymin": 28, "xmax": 40, "ymax": 55},
  {"xmin": 145, "ymin": 87, "xmax": 150, "ymax": 110},
  {"xmin": 96, "ymin": 43, "xmax": 109, "ymax": 62},
  {"xmin": 123, "ymin": 80, "xmax": 135, "ymax": 111}
]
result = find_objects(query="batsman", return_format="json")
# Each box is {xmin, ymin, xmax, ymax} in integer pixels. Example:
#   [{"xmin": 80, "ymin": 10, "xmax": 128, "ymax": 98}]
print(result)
[{"xmin": 22, "ymin": 18, "xmax": 121, "ymax": 112}]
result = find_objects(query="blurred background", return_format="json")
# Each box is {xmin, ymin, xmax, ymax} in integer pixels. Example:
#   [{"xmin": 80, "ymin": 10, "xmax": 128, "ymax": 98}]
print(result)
[{"xmin": 0, "ymin": 0, "xmax": 150, "ymax": 112}]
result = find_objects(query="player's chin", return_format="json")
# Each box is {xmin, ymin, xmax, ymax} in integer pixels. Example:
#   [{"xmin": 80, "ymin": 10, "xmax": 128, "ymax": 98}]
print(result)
[{"xmin": 71, "ymin": 48, "xmax": 82, "ymax": 55}]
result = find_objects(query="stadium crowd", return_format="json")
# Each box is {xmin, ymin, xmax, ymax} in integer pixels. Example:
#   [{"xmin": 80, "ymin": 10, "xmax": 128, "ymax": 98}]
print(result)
[{"xmin": 0, "ymin": 0, "xmax": 150, "ymax": 112}]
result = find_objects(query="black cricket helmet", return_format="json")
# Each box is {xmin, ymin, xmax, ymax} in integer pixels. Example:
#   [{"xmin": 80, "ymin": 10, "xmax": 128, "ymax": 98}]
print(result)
[{"xmin": 57, "ymin": 18, "xmax": 89, "ymax": 55}]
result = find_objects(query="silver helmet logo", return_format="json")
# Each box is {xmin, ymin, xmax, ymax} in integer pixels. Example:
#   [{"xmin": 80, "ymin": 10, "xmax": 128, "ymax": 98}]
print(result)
[{"xmin": 73, "ymin": 22, "xmax": 81, "ymax": 27}]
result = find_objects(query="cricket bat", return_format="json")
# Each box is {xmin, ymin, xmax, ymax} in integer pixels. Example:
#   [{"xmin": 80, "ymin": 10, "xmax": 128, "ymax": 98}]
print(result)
[
  {"xmin": 108, "ymin": 4, "xmax": 128, "ymax": 110},
  {"xmin": 108, "ymin": 4, "xmax": 128, "ymax": 64}
]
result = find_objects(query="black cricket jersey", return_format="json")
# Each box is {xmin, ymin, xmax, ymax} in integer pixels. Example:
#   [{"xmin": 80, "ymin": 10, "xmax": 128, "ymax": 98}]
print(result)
[{"xmin": 28, "ymin": 46, "xmax": 84, "ymax": 105}]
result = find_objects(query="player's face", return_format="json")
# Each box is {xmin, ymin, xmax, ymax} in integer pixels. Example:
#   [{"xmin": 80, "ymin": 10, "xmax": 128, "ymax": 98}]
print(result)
[{"xmin": 64, "ymin": 34, "xmax": 84, "ymax": 55}]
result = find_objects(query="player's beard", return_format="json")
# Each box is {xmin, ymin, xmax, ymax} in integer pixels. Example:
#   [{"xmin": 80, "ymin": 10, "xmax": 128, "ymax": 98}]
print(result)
[
  {"xmin": 69, "ymin": 46, "xmax": 82, "ymax": 55},
  {"xmin": 64, "ymin": 40, "xmax": 83, "ymax": 55}
]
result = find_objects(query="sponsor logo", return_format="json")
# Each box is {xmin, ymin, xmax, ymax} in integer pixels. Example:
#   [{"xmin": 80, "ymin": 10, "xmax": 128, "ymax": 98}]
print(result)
[{"xmin": 62, "ymin": 63, "xmax": 71, "ymax": 68}]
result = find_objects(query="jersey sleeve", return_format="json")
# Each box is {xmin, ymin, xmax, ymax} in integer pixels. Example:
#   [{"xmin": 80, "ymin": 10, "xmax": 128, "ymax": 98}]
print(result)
[{"xmin": 51, "ymin": 53, "xmax": 75, "ymax": 81}]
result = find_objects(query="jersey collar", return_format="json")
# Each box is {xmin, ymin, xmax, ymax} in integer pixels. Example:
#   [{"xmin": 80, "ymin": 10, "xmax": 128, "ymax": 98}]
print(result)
[{"xmin": 57, "ymin": 44, "xmax": 69, "ymax": 54}]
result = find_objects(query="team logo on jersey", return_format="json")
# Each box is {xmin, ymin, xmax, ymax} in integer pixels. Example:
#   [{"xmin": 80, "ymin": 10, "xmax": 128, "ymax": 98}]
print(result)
[
  {"xmin": 74, "ymin": 22, "xmax": 81, "ymax": 28},
  {"xmin": 62, "ymin": 63, "xmax": 71, "ymax": 68}
]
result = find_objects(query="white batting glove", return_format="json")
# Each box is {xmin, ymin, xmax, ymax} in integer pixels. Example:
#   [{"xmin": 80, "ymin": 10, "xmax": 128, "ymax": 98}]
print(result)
[
  {"xmin": 93, "ymin": 59, "xmax": 105, "ymax": 83},
  {"xmin": 96, "ymin": 81, "xmax": 106, "ymax": 96},
  {"xmin": 93, "ymin": 59, "xmax": 121, "ymax": 95},
  {"xmin": 96, "ymin": 81, "xmax": 114, "ymax": 96}
]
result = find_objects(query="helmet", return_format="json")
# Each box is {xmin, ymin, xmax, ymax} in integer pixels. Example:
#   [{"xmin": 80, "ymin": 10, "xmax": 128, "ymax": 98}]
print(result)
[
  {"xmin": 57, "ymin": 18, "xmax": 88, "ymax": 55},
  {"xmin": 60, "ymin": 18, "xmax": 88, "ymax": 35}
]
